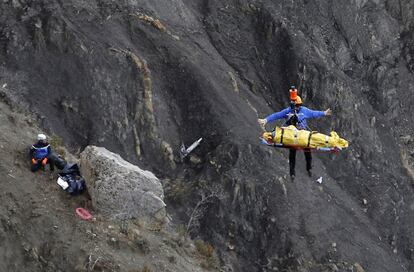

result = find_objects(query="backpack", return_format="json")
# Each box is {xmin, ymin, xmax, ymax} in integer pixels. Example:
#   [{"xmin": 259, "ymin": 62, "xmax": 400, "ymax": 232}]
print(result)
[{"xmin": 57, "ymin": 163, "xmax": 86, "ymax": 195}]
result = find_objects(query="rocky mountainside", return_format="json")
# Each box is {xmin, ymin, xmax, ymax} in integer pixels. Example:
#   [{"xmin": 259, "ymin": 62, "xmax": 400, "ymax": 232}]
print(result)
[
  {"xmin": 0, "ymin": 100, "xmax": 217, "ymax": 272},
  {"xmin": 1, "ymin": 0, "xmax": 414, "ymax": 271}
]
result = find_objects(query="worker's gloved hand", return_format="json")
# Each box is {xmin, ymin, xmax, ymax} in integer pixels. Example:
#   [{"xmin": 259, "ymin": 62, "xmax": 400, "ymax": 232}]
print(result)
[
  {"xmin": 324, "ymin": 108, "xmax": 332, "ymax": 116},
  {"xmin": 258, "ymin": 118, "xmax": 267, "ymax": 129}
]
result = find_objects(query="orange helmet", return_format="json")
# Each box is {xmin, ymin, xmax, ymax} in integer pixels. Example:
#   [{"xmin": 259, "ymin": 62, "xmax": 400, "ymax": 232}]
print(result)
[{"xmin": 294, "ymin": 96, "xmax": 302, "ymax": 105}]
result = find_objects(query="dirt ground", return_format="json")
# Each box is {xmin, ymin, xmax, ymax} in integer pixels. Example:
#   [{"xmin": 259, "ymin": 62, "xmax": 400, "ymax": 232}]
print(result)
[{"xmin": 0, "ymin": 99, "xmax": 215, "ymax": 272}]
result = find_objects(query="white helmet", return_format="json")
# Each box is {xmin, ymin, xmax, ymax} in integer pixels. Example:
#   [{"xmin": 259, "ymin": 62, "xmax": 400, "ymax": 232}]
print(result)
[{"xmin": 37, "ymin": 133, "xmax": 47, "ymax": 141}]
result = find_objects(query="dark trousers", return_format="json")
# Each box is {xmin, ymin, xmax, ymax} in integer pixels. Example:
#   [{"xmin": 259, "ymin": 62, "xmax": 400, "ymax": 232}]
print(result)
[
  {"xmin": 31, "ymin": 158, "xmax": 54, "ymax": 172},
  {"xmin": 289, "ymin": 148, "xmax": 312, "ymax": 176}
]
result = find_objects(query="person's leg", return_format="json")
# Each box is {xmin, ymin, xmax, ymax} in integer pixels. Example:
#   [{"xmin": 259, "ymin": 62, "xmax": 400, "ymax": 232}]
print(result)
[
  {"xmin": 48, "ymin": 159, "xmax": 55, "ymax": 171},
  {"xmin": 289, "ymin": 149, "xmax": 296, "ymax": 178},
  {"xmin": 304, "ymin": 149, "xmax": 312, "ymax": 176},
  {"xmin": 31, "ymin": 160, "xmax": 42, "ymax": 172}
]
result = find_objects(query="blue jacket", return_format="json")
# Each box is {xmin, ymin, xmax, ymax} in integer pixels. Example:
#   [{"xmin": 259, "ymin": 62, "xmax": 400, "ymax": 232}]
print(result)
[
  {"xmin": 265, "ymin": 106, "xmax": 326, "ymax": 130},
  {"xmin": 30, "ymin": 141, "xmax": 52, "ymax": 160}
]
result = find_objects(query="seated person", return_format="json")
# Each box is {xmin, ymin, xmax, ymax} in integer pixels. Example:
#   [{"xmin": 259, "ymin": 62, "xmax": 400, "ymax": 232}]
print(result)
[{"xmin": 30, "ymin": 133, "xmax": 54, "ymax": 172}]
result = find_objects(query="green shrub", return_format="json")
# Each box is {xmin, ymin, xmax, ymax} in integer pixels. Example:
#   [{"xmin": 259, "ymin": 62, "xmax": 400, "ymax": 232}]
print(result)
[
  {"xmin": 165, "ymin": 179, "xmax": 192, "ymax": 204},
  {"xmin": 49, "ymin": 134, "xmax": 66, "ymax": 157},
  {"xmin": 176, "ymin": 224, "xmax": 187, "ymax": 239},
  {"xmin": 195, "ymin": 239, "xmax": 214, "ymax": 258},
  {"xmin": 141, "ymin": 264, "xmax": 153, "ymax": 272},
  {"xmin": 194, "ymin": 239, "xmax": 218, "ymax": 269}
]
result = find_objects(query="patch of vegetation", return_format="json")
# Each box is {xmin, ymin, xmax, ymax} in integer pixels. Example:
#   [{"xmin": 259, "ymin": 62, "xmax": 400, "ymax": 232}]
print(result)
[
  {"xmin": 195, "ymin": 239, "xmax": 214, "ymax": 258},
  {"xmin": 134, "ymin": 237, "xmax": 150, "ymax": 255},
  {"xmin": 194, "ymin": 239, "xmax": 218, "ymax": 269},
  {"xmin": 176, "ymin": 224, "xmax": 187, "ymax": 239},
  {"xmin": 164, "ymin": 179, "xmax": 192, "ymax": 204},
  {"xmin": 141, "ymin": 263, "xmax": 153, "ymax": 272},
  {"xmin": 167, "ymin": 255, "xmax": 177, "ymax": 264},
  {"xmin": 49, "ymin": 134, "xmax": 66, "ymax": 157},
  {"xmin": 240, "ymin": 3, "xmax": 258, "ymax": 14},
  {"xmin": 76, "ymin": 255, "xmax": 117, "ymax": 272}
]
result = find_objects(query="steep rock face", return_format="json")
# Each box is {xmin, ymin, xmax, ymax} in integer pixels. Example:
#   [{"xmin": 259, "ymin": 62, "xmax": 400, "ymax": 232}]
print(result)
[
  {"xmin": 1, "ymin": 0, "xmax": 414, "ymax": 271},
  {"xmin": 80, "ymin": 145, "xmax": 166, "ymax": 220},
  {"xmin": 0, "ymin": 100, "xmax": 207, "ymax": 272}
]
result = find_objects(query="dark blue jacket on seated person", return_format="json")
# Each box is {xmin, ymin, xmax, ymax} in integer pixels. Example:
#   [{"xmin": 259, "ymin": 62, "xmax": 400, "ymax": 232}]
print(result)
[{"xmin": 30, "ymin": 141, "xmax": 52, "ymax": 160}]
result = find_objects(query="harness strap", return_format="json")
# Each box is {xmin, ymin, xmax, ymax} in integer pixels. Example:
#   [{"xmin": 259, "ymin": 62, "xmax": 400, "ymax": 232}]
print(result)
[
  {"xmin": 281, "ymin": 128, "xmax": 285, "ymax": 144},
  {"xmin": 307, "ymin": 131, "xmax": 314, "ymax": 147}
]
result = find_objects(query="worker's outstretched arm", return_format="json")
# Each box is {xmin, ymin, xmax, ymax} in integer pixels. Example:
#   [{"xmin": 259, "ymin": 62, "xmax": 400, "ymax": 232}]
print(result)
[
  {"xmin": 265, "ymin": 107, "xmax": 291, "ymax": 122},
  {"xmin": 302, "ymin": 107, "xmax": 332, "ymax": 119},
  {"xmin": 258, "ymin": 107, "xmax": 290, "ymax": 128}
]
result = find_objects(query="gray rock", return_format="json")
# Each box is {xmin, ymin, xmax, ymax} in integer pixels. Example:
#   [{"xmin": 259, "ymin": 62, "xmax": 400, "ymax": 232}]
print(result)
[
  {"xmin": 401, "ymin": 135, "xmax": 412, "ymax": 145},
  {"xmin": 80, "ymin": 146, "xmax": 166, "ymax": 220},
  {"xmin": 11, "ymin": 0, "xmax": 21, "ymax": 8},
  {"xmin": 335, "ymin": 42, "xmax": 351, "ymax": 69},
  {"xmin": 354, "ymin": 263, "xmax": 365, "ymax": 272}
]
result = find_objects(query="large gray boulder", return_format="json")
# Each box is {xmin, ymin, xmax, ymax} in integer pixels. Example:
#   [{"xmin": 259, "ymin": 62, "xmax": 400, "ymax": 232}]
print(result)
[{"xmin": 80, "ymin": 146, "xmax": 166, "ymax": 220}]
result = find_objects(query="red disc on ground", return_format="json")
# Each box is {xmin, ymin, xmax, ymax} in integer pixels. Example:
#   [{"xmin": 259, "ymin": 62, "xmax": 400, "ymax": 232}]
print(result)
[{"xmin": 75, "ymin": 207, "xmax": 93, "ymax": 221}]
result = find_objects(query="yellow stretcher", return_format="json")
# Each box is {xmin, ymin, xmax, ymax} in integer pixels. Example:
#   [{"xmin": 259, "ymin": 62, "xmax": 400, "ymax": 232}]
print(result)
[{"xmin": 261, "ymin": 125, "xmax": 348, "ymax": 152}]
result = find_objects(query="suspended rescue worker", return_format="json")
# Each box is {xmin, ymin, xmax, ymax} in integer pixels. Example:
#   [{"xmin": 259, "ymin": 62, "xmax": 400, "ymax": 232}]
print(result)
[
  {"xmin": 258, "ymin": 87, "xmax": 332, "ymax": 181},
  {"xmin": 30, "ymin": 133, "xmax": 54, "ymax": 172}
]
